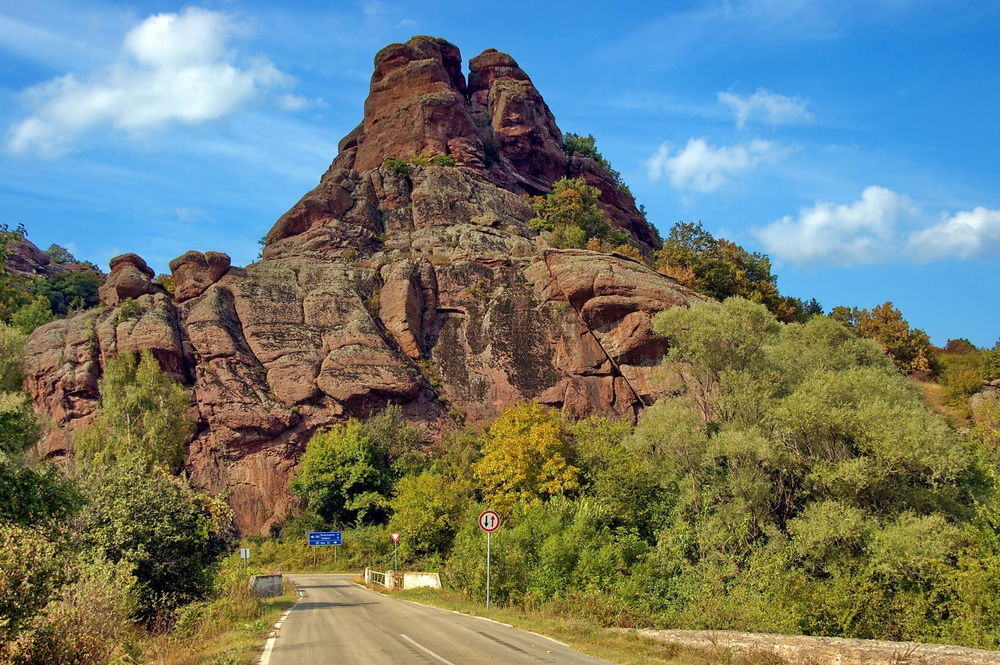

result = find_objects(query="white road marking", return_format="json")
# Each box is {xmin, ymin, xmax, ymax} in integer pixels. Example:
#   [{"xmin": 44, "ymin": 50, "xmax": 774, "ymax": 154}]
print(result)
[{"xmin": 400, "ymin": 633, "xmax": 458, "ymax": 665}]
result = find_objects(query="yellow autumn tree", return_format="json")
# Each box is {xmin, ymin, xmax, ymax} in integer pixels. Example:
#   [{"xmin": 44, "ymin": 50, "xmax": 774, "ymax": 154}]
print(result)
[{"xmin": 474, "ymin": 403, "xmax": 580, "ymax": 513}]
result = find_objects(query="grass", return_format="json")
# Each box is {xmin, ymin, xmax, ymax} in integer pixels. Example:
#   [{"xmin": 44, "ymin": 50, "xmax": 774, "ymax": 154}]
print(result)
[
  {"xmin": 383, "ymin": 586, "xmax": 786, "ymax": 665},
  {"xmin": 911, "ymin": 377, "xmax": 971, "ymax": 429},
  {"xmin": 141, "ymin": 557, "xmax": 297, "ymax": 665}
]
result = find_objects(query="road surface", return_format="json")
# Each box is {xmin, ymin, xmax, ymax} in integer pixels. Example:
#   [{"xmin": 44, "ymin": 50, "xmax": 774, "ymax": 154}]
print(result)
[{"xmin": 263, "ymin": 573, "xmax": 614, "ymax": 664}]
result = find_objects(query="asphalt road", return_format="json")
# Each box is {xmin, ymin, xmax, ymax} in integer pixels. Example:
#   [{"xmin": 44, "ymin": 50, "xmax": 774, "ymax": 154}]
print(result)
[{"xmin": 264, "ymin": 573, "xmax": 614, "ymax": 665}]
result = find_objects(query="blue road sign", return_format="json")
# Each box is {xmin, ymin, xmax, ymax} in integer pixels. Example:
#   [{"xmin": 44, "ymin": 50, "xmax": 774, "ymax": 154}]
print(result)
[{"xmin": 308, "ymin": 531, "xmax": 342, "ymax": 546}]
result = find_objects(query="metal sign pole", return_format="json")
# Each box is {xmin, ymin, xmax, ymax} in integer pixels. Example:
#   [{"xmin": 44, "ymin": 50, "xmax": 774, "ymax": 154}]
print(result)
[
  {"xmin": 394, "ymin": 540, "xmax": 398, "ymax": 572},
  {"xmin": 486, "ymin": 531, "xmax": 491, "ymax": 609}
]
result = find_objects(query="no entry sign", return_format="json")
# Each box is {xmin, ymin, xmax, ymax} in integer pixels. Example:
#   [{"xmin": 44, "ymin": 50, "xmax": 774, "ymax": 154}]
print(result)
[{"xmin": 478, "ymin": 510, "xmax": 501, "ymax": 533}]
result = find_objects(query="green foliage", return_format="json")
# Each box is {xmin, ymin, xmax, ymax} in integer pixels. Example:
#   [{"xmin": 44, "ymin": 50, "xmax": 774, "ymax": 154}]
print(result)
[
  {"xmin": 44, "ymin": 244, "xmax": 75, "ymax": 265},
  {"xmin": 29, "ymin": 269, "xmax": 101, "ymax": 317},
  {"xmin": 153, "ymin": 273, "xmax": 175, "ymax": 294},
  {"xmin": 384, "ymin": 151, "xmax": 456, "ymax": 176},
  {"xmin": 383, "ymin": 158, "xmax": 412, "ymax": 177},
  {"xmin": 290, "ymin": 414, "xmax": 402, "ymax": 526},
  {"xmin": 654, "ymin": 222, "xmax": 802, "ymax": 322},
  {"xmin": 388, "ymin": 469, "xmax": 472, "ymax": 561},
  {"xmin": 0, "ymin": 228, "xmax": 32, "ymax": 323},
  {"xmin": 631, "ymin": 297, "xmax": 1000, "ymax": 644},
  {"xmin": 945, "ymin": 338, "xmax": 978, "ymax": 354},
  {"xmin": 5, "ymin": 556, "xmax": 140, "ymax": 664},
  {"xmin": 0, "ymin": 526, "xmax": 70, "ymax": 644},
  {"xmin": 529, "ymin": 177, "xmax": 613, "ymax": 249},
  {"xmin": 0, "ymin": 323, "xmax": 26, "ymax": 392},
  {"xmin": 114, "ymin": 297, "xmax": 141, "ymax": 324},
  {"xmin": 573, "ymin": 416, "xmax": 668, "ymax": 539},
  {"xmin": 562, "ymin": 133, "xmax": 628, "ymax": 192},
  {"xmin": 11, "ymin": 295, "xmax": 55, "ymax": 334},
  {"xmin": 944, "ymin": 369, "xmax": 986, "ymax": 407},
  {"xmin": 980, "ymin": 350, "xmax": 1000, "ymax": 381},
  {"xmin": 73, "ymin": 455, "xmax": 234, "ymax": 624},
  {"xmin": 447, "ymin": 498, "xmax": 649, "ymax": 605},
  {"xmin": 74, "ymin": 350, "xmax": 192, "ymax": 469},
  {"xmin": 0, "ymin": 325, "xmax": 82, "ymax": 530}
]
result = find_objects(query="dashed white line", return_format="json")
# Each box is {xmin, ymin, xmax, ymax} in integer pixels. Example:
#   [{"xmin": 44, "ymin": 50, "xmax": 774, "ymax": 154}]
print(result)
[{"xmin": 400, "ymin": 633, "xmax": 457, "ymax": 665}]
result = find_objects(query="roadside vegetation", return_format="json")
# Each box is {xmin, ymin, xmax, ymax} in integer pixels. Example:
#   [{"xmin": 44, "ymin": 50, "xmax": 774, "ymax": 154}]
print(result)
[
  {"xmin": 274, "ymin": 297, "xmax": 1000, "ymax": 651},
  {"xmin": 0, "ymin": 334, "xmax": 266, "ymax": 664}
]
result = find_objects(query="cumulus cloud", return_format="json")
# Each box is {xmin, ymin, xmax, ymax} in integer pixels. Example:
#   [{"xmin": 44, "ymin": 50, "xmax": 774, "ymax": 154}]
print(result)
[
  {"xmin": 646, "ymin": 138, "xmax": 779, "ymax": 192},
  {"xmin": 906, "ymin": 207, "xmax": 1000, "ymax": 261},
  {"xmin": 717, "ymin": 88, "xmax": 811, "ymax": 129},
  {"xmin": 7, "ymin": 8, "xmax": 296, "ymax": 155},
  {"xmin": 754, "ymin": 186, "xmax": 916, "ymax": 266}
]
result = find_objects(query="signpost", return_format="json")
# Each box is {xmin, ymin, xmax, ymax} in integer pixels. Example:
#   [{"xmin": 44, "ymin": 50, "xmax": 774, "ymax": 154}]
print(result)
[
  {"xmin": 307, "ymin": 531, "xmax": 343, "ymax": 569},
  {"xmin": 240, "ymin": 547, "xmax": 250, "ymax": 561},
  {"xmin": 478, "ymin": 510, "xmax": 501, "ymax": 608},
  {"xmin": 390, "ymin": 532, "xmax": 400, "ymax": 571}
]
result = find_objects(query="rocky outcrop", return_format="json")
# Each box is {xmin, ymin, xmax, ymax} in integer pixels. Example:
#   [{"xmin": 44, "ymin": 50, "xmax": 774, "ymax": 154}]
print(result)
[
  {"xmin": 98, "ymin": 254, "xmax": 160, "ymax": 306},
  {"xmin": 24, "ymin": 36, "xmax": 703, "ymax": 534},
  {"xmin": 169, "ymin": 251, "xmax": 231, "ymax": 302},
  {"xmin": 3, "ymin": 236, "xmax": 104, "ymax": 278}
]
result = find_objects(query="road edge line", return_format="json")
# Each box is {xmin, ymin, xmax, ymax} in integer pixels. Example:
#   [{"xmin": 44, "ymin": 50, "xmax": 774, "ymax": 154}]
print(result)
[{"xmin": 259, "ymin": 580, "xmax": 300, "ymax": 665}]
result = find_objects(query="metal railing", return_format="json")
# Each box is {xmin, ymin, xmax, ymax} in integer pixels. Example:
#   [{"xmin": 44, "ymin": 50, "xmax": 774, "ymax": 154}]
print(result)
[{"xmin": 365, "ymin": 568, "xmax": 388, "ymax": 588}]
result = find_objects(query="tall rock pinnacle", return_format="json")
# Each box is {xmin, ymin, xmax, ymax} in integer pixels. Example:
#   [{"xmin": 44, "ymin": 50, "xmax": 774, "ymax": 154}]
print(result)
[{"xmin": 23, "ymin": 37, "xmax": 701, "ymax": 533}]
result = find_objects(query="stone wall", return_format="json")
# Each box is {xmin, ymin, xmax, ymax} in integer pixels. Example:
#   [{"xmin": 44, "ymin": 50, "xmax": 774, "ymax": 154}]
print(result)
[
  {"xmin": 249, "ymin": 574, "xmax": 283, "ymax": 598},
  {"xmin": 630, "ymin": 628, "xmax": 1000, "ymax": 665}
]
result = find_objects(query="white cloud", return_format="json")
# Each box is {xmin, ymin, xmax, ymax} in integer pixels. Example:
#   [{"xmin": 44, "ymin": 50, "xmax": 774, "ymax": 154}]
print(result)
[
  {"xmin": 7, "ymin": 8, "xmax": 296, "ymax": 155},
  {"xmin": 754, "ymin": 186, "xmax": 916, "ymax": 266},
  {"xmin": 906, "ymin": 207, "xmax": 1000, "ymax": 261},
  {"xmin": 717, "ymin": 88, "xmax": 812, "ymax": 129},
  {"xmin": 646, "ymin": 138, "xmax": 779, "ymax": 192}
]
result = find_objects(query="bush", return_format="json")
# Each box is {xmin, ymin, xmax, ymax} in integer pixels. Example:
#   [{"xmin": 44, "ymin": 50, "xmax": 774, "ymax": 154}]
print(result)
[
  {"xmin": 980, "ymin": 350, "xmax": 1000, "ymax": 382},
  {"xmin": 383, "ymin": 159, "xmax": 412, "ymax": 177}
]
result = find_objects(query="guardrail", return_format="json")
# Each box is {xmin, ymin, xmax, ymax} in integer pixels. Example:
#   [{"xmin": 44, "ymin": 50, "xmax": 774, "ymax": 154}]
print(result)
[
  {"xmin": 365, "ymin": 568, "xmax": 388, "ymax": 587},
  {"xmin": 364, "ymin": 568, "xmax": 440, "ymax": 590}
]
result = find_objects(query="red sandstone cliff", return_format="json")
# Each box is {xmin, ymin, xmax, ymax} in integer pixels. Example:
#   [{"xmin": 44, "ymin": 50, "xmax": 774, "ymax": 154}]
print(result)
[{"xmin": 23, "ymin": 37, "xmax": 702, "ymax": 533}]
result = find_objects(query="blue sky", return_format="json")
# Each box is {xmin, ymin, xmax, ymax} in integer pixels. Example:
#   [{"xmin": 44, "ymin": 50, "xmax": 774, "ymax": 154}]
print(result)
[{"xmin": 1, "ymin": 0, "xmax": 998, "ymax": 347}]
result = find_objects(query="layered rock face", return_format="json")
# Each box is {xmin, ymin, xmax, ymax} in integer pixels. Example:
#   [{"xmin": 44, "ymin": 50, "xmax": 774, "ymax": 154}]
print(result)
[{"xmin": 24, "ymin": 37, "xmax": 702, "ymax": 534}]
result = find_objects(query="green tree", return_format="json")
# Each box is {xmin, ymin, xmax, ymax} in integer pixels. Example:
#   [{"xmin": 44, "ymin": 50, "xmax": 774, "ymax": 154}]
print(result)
[
  {"xmin": 528, "ymin": 177, "xmax": 618, "ymax": 249},
  {"xmin": 290, "ymin": 418, "xmax": 394, "ymax": 526},
  {"xmin": 73, "ymin": 350, "xmax": 192, "ymax": 469},
  {"xmin": 654, "ymin": 222, "xmax": 798, "ymax": 321},
  {"xmin": 632, "ymin": 297, "xmax": 996, "ymax": 642},
  {"xmin": 0, "ymin": 227, "xmax": 32, "ymax": 323},
  {"xmin": 388, "ymin": 469, "xmax": 473, "ymax": 561},
  {"xmin": 0, "ymin": 526, "xmax": 70, "ymax": 645},
  {"xmin": 562, "ymin": 132, "xmax": 628, "ymax": 190},
  {"xmin": 44, "ymin": 244, "xmax": 75, "ymax": 265},
  {"xmin": 945, "ymin": 338, "xmax": 978, "ymax": 355},
  {"xmin": 73, "ymin": 454, "xmax": 233, "ymax": 623},
  {"xmin": 30, "ymin": 269, "xmax": 102, "ymax": 317},
  {"xmin": 572, "ymin": 416, "xmax": 667, "ymax": 539},
  {"xmin": 11, "ymin": 295, "xmax": 55, "ymax": 334},
  {"xmin": 979, "ymin": 350, "xmax": 1000, "ymax": 381}
]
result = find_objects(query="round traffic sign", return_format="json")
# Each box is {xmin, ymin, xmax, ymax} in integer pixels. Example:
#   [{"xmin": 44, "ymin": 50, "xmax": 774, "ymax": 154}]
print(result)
[
  {"xmin": 390, "ymin": 532, "xmax": 400, "ymax": 543},
  {"xmin": 478, "ymin": 510, "xmax": 501, "ymax": 533}
]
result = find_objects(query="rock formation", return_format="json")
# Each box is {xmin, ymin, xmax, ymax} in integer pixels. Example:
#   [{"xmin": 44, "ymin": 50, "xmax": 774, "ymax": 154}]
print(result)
[{"xmin": 24, "ymin": 37, "xmax": 703, "ymax": 533}]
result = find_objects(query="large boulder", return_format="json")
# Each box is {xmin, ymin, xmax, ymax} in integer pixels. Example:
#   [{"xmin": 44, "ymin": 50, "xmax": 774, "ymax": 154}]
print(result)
[
  {"xmin": 98, "ymin": 253, "xmax": 158, "ymax": 306},
  {"xmin": 169, "ymin": 251, "xmax": 232, "ymax": 302}
]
